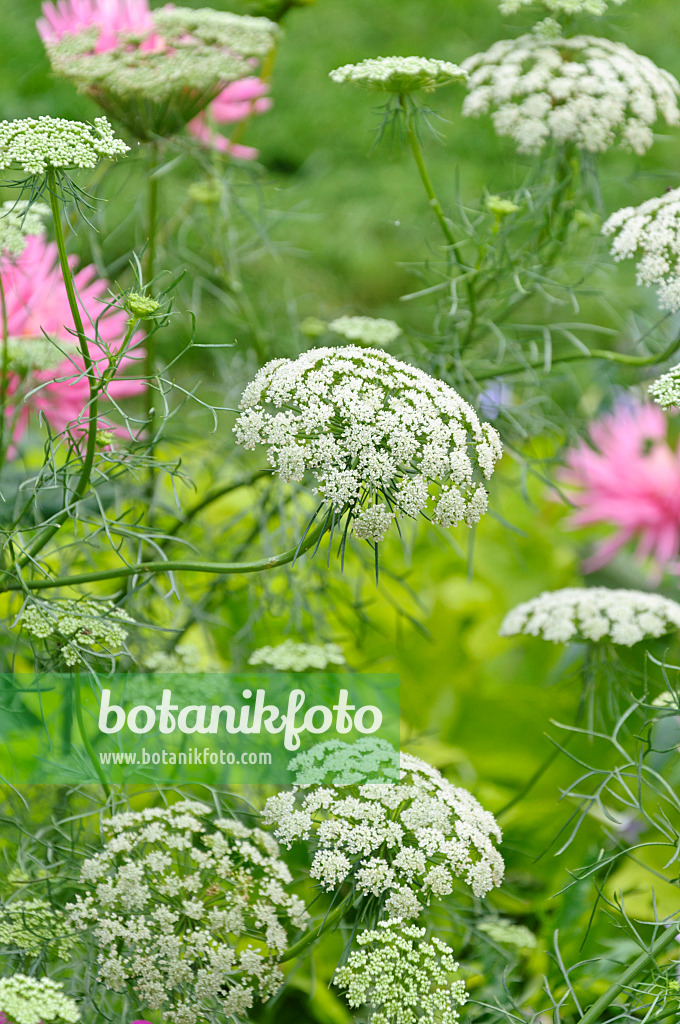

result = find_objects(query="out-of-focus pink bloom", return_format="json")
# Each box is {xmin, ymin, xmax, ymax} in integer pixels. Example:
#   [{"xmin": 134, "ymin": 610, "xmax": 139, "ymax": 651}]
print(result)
[
  {"xmin": 2, "ymin": 234, "xmax": 144, "ymax": 444},
  {"xmin": 559, "ymin": 399, "xmax": 680, "ymax": 573},
  {"xmin": 37, "ymin": 0, "xmax": 155, "ymax": 52},
  {"xmin": 187, "ymin": 77, "xmax": 272, "ymax": 160}
]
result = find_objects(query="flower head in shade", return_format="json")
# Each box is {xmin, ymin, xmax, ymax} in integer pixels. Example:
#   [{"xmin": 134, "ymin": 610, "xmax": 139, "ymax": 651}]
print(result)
[
  {"xmin": 248, "ymin": 639, "xmax": 345, "ymax": 671},
  {"xmin": 286, "ymin": 738, "xmax": 400, "ymax": 787},
  {"xmin": 334, "ymin": 921, "xmax": 467, "ymax": 1024},
  {"xmin": 499, "ymin": 587, "xmax": 680, "ymax": 645},
  {"xmin": 559, "ymin": 400, "xmax": 680, "ymax": 572},
  {"xmin": 0, "ymin": 202, "xmax": 50, "ymax": 260},
  {"xmin": 263, "ymin": 751, "xmax": 504, "ymax": 920},
  {"xmin": 41, "ymin": 5, "xmax": 278, "ymax": 140},
  {"xmin": 19, "ymin": 599, "xmax": 133, "ymax": 667},
  {"xmin": 0, "ymin": 899, "xmax": 78, "ymax": 960},
  {"xmin": 603, "ymin": 188, "xmax": 680, "ymax": 312},
  {"xmin": 329, "ymin": 315, "xmax": 402, "ymax": 347},
  {"xmin": 0, "ymin": 975, "xmax": 80, "ymax": 1023},
  {"xmin": 0, "ymin": 116, "xmax": 127, "ymax": 176},
  {"xmin": 187, "ymin": 76, "xmax": 272, "ymax": 160},
  {"xmin": 329, "ymin": 56, "xmax": 467, "ymax": 93},
  {"xmin": 500, "ymin": 0, "xmax": 625, "ymax": 13},
  {"xmin": 234, "ymin": 346, "xmax": 502, "ymax": 546},
  {"xmin": 478, "ymin": 917, "xmax": 537, "ymax": 949},
  {"xmin": 462, "ymin": 34, "xmax": 680, "ymax": 154},
  {"xmin": 66, "ymin": 801, "xmax": 308, "ymax": 1020},
  {"xmin": 1, "ymin": 233, "xmax": 144, "ymax": 444}
]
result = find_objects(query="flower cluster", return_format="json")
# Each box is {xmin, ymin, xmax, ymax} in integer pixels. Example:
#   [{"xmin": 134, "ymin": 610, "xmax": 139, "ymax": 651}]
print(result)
[
  {"xmin": 234, "ymin": 346, "xmax": 502, "ymax": 544},
  {"xmin": 0, "ymin": 202, "xmax": 49, "ymax": 261},
  {"xmin": 499, "ymin": 0, "xmax": 626, "ymax": 14},
  {"xmin": 649, "ymin": 365, "xmax": 680, "ymax": 409},
  {"xmin": 559, "ymin": 400, "xmax": 680, "ymax": 572},
  {"xmin": 478, "ymin": 917, "xmax": 537, "ymax": 949},
  {"xmin": 329, "ymin": 56, "xmax": 467, "ymax": 93},
  {"xmin": 143, "ymin": 643, "xmax": 202, "ymax": 674},
  {"xmin": 0, "ymin": 116, "xmax": 128, "ymax": 175},
  {"xmin": 0, "ymin": 975, "xmax": 79, "ymax": 1024},
  {"xmin": 19, "ymin": 599, "xmax": 133, "ymax": 667},
  {"xmin": 499, "ymin": 587, "xmax": 680, "ymax": 645},
  {"xmin": 42, "ymin": 4, "xmax": 278, "ymax": 140},
  {"xmin": 603, "ymin": 188, "xmax": 680, "ymax": 312},
  {"xmin": 66, "ymin": 801, "xmax": 308, "ymax": 1023},
  {"xmin": 333, "ymin": 920, "xmax": 467, "ymax": 1024},
  {"xmin": 263, "ymin": 751, "xmax": 504, "ymax": 919},
  {"xmin": 248, "ymin": 640, "xmax": 345, "ymax": 671},
  {"xmin": 329, "ymin": 316, "xmax": 402, "ymax": 347},
  {"xmin": 462, "ymin": 34, "xmax": 680, "ymax": 154},
  {"xmin": 1, "ymin": 232, "xmax": 144, "ymax": 444},
  {"xmin": 0, "ymin": 899, "xmax": 77, "ymax": 960}
]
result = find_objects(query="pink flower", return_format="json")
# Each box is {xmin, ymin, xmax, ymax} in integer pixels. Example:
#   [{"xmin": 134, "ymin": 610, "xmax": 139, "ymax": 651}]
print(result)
[
  {"xmin": 37, "ymin": 0, "xmax": 154, "ymax": 52},
  {"xmin": 187, "ymin": 77, "xmax": 272, "ymax": 160},
  {"xmin": 2, "ymin": 234, "xmax": 144, "ymax": 445},
  {"xmin": 559, "ymin": 399, "xmax": 680, "ymax": 573}
]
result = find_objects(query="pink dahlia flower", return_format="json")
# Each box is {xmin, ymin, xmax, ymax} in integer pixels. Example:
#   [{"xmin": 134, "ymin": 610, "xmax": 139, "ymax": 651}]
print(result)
[
  {"xmin": 2, "ymin": 234, "xmax": 144, "ymax": 444},
  {"xmin": 37, "ymin": 0, "xmax": 155, "ymax": 53},
  {"xmin": 187, "ymin": 77, "xmax": 272, "ymax": 160},
  {"xmin": 560, "ymin": 399, "xmax": 680, "ymax": 573}
]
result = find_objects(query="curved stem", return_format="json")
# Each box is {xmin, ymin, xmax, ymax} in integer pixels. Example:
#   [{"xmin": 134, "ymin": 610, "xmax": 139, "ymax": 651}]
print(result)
[
  {"xmin": 161, "ymin": 469, "xmax": 270, "ymax": 547},
  {"xmin": 279, "ymin": 899, "xmax": 351, "ymax": 964},
  {"xmin": 73, "ymin": 671, "xmax": 111, "ymax": 797},
  {"xmin": 401, "ymin": 97, "xmax": 457, "ymax": 250},
  {"xmin": 1, "ymin": 514, "xmax": 331, "ymax": 593},
  {"xmin": 16, "ymin": 172, "xmax": 100, "ymax": 568},
  {"xmin": 470, "ymin": 332, "xmax": 680, "ymax": 382},
  {"xmin": 573, "ymin": 925, "xmax": 679, "ymax": 1024}
]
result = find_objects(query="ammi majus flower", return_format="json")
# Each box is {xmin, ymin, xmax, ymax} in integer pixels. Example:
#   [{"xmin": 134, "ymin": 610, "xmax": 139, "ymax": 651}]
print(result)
[{"xmin": 234, "ymin": 346, "xmax": 502, "ymax": 549}]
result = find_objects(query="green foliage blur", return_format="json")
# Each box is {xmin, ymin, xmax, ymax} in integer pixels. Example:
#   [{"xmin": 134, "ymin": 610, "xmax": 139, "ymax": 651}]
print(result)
[{"xmin": 2, "ymin": 1, "xmax": 680, "ymax": 1021}]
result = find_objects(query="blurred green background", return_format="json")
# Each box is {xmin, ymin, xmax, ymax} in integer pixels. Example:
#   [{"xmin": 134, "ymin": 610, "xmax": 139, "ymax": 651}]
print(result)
[{"xmin": 2, "ymin": 1, "xmax": 680, "ymax": 1017}]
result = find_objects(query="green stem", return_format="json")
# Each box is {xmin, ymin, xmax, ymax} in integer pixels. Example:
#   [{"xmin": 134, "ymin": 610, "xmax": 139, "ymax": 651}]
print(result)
[
  {"xmin": 470, "ymin": 332, "xmax": 680, "ymax": 382},
  {"xmin": 16, "ymin": 172, "xmax": 100, "ymax": 569},
  {"xmin": 0, "ymin": 279, "xmax": 9, "ymax": 475},
  {"xmin": 73, "ymin": 671, "xmax": 111, "ymax": 797},
  {"xmin": 1, "ymin": 515, "xmax": 331, "ymax": 593},
  {"xmin": 574, "ymin": 926, "xmax": 679, "ymax": 1024},
  {"xmin": 279, "ymin": 900, "xmax": 350, "ymax": 964},
  {"xmin": 144, "ymin": 149, "xmax": 159, "ymax": 496}
]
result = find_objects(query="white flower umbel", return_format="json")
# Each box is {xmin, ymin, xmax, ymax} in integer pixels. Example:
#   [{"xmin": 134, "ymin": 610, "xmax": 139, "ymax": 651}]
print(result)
[
  {"xmin": 329, "ymin": 56, "xmax": 467, "ymax": 93},
  {"xmin": 287, "ymin": 738, "xmax": 400, "ymax": 787},
  {"xmin": 499, "ymin": 0, "xmax": 626, "ymax": 14},
  {"xmin": 462, "ymin": 34, "xmax": 680, "ymax": 155},
  {"xmin": 0, "ymin": 116, "xmax": 128, "ymax": 175},
  {"xmin": 334, "ymin": 920, "xmax": 468, "ymax": 1024},
  {"xmin": 234, "ymin": 346, "xmax": 502, "ymax": 545},
  {"xmin": 20, "ymin": 599, "xmax": 132, "ymax": 667},
  {"xmin": 0, "ymin": 201, "xmax": 49, "ymax": 260},
  {"xmin": 603, "ymin": 189, "xmax": 680, "ymax": 312},
  {"xmin": 329, "ymin": 315, "xmax": 402, "ymax": 346},
  {"xmin": 66, "ymin": 801, "xmax": 308, "ymax": 1022},
  {"xmin": 263, "ymin": 751, "xmax": 504, "ymax": 919},
  {"xmin": 499, "ymin": 587, "xmax": 680, "ymax": 646},
  {"xmin": 478, "ymin": 917, "xmax": 537, "ymax": 949},
  {"xmin": 649, "ymin": 364, "xmax": 680, "ymax": 409},
  {"xmin": 248, "ymin": 639, "xmax": 345, "ymax": 671},
  {"xmin": 0, "ymin": 975, "xmax": 80, "ymax": 1024},
  {"xmin": 43, "ymin": 9, "xmax": 278, "ymax": 140},
  {"xmin": 0, "ymin": 899, "xmax": 77, "ymax": 960}
]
